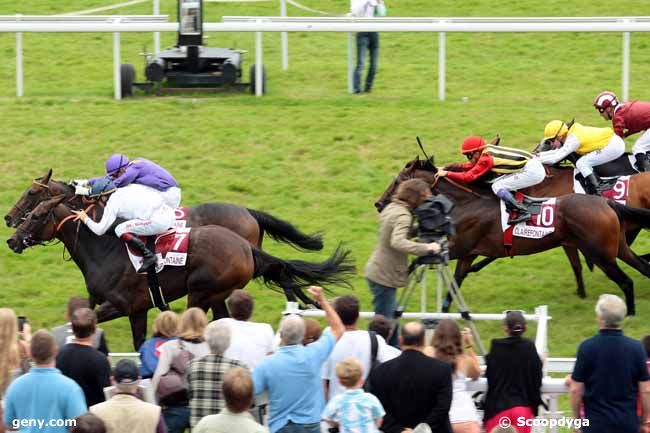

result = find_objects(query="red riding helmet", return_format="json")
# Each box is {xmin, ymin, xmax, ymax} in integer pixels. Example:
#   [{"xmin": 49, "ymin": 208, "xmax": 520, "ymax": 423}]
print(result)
[
  {"xmin": 593, "ymin": 91, "xmax": 619, "ymax": 111},
  {"xmin": 461, "ymin": 136, "xmax": 486, "ymax": 154}
]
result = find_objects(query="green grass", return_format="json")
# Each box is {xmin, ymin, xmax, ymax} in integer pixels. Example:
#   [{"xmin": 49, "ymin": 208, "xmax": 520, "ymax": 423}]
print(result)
[{"xmin": 1, "ymin": 0, "xmax": 650, "ymax": 372}]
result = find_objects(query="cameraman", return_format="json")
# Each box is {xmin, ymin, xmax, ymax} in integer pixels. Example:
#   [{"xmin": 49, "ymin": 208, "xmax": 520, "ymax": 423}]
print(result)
[{"xmin": 365, "ymin": 179, "xmax": 441, "ymax": 346}]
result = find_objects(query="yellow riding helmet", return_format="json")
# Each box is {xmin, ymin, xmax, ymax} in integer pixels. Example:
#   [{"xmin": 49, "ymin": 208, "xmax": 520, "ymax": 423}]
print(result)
[{"xmin": 543, "ymin": 120, "xmax": 569, "ymax": 141}]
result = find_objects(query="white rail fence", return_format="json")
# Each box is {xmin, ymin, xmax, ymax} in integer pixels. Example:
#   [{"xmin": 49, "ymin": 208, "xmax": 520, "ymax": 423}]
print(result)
[{"xmin": 2, "ymin": 16, "xmax": 649, "ymax": 99}]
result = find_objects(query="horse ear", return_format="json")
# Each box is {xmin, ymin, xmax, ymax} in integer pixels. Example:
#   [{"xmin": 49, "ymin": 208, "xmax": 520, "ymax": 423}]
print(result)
[
  {"xmin": 47, "ymin": 194, "xmax": 66, "ymax": 207},
  {"xmin": 42, "ymin": 169, "xmax": 53, "ymax": 183},
  {"xmin": 491, "ymin": 135, "xmax": 501, "ymax": 146}
]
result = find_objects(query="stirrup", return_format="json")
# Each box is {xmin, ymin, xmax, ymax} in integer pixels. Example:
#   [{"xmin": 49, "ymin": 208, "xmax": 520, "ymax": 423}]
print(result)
[{"xmin": 138, "ymin": 254, "xmax": 157, "ymax": 273}]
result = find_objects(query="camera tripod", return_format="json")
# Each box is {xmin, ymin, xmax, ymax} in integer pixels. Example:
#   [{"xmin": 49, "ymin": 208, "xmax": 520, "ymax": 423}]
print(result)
[{"xmin": 395, "ymin": 252, "xmax": 486, "ymax": 356}]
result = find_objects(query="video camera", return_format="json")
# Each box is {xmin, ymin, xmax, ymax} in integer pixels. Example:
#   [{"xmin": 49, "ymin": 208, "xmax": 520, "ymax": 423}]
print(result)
[{"xmin": 414, "ymin": 194, "xmax": 455, "ymax": 265}]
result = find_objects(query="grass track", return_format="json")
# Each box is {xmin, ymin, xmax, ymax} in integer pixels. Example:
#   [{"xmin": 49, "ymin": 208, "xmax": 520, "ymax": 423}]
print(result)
[{"xmin": 1, "ymin": 0, "xmax": 650, "ymax": 381}]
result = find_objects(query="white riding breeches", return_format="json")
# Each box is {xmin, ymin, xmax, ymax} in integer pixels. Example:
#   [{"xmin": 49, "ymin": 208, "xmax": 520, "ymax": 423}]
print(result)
[
  {"xmin": 160, "ymin": 187, "xmax": 182, "ymax": 209},
  {"xmin": 491, "ymin": 158, "xmax": 546, "ymax": 194},
  {"xmin": 114, "ymin": 206, "xmax": 176, "ymax": 238},
  {"xmin": 632, "ymin": 129, "xmax": 650, "ymax": 155},
  {"xmin": 575, "ymin": 134, "xmax": 625, "ymax": 176}
]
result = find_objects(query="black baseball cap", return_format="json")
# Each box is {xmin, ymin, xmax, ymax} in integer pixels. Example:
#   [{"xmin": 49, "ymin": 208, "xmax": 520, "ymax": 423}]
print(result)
[
  {"xmin": 504, "ymin": 310, "xmax": 526, "ymax": 335},
  {"xmin": 113, "ymin": 359, "xmax": 140, "ymax": 385}
]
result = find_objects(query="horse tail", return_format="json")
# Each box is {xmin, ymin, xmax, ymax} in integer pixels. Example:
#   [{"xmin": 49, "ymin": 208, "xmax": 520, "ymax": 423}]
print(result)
[
  {"xmin": 247, "ymin": 208, "xmax": 324, "ymax": 251},
  {"xmin": 252, "ymin": 244, "xmax": 355, "ymax": 294},
  {"xmin": 607, "ymin": 200, "xmax": 650, "ymax": 229}
]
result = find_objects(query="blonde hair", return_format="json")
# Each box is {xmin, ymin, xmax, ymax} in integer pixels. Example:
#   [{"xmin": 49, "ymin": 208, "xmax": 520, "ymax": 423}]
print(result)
[
  {"xmin": 152, "ymin": 311, "xmax": 179, "ymax": 338},
  {"xmin": 177, "ymin": 308, "xmax": 208, "ymax": 340},
  {"xmin": 336, "ymin": 357, "xmax": 364, "ymax": 388},
  {"xmin": 0, "ymin": 308, "xmax": 19, "ymax": 393}
]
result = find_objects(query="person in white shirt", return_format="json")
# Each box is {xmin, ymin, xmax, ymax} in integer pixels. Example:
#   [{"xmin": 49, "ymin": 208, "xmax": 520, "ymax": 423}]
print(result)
[
  {"xmin": 216, "ymin": 290, "xmax": 275, "ymax": 370},
  {"xmin": 322, "ymin": 295, "xmax": 399, "ymax": 401},
  {"xmin": 73, "ymin": 178, "xmax": 175, "ymax": 273},
  {"xmin": 350, "ymin": 0, "xmax": 387, "ymax": 93}
]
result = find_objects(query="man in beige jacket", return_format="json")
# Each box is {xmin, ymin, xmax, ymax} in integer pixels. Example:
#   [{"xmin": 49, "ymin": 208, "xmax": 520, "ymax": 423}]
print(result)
[
  {"xmin": 91, "ymin": 359, "xmax": 167, "ymax": 433},
  {"xmin": 365, "ymin": 179, "xmax": 440, "ymax": 346}
]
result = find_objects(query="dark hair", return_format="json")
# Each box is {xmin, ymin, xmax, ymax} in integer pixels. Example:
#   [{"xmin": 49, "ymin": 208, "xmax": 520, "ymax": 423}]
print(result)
[
  {"xmin": 394, "ymin": 179, "xmax": 430, "ymax": 210},
  {"xmin": 226, "ymin": 290, "xmax": 254, "ymax": 321},
  {"xmin": 67, "ymin": 296, "xmax": 90, "ymax": 320},
  {"xmin": 505, "ymin": 311, "xmax": 526, "ymax": 337},
  {"xmin": 368, "ymin": 315, "xmax": 392, "ymax": 341},
  {"xmin": 401, "ymin": 322, "xmax": 425, "ymax": 347},
  {"xmin": 431, "ymin": 319, "xmax": 462, "ymax": 372},
  {"xmin": 70, "ymin": 413, "xmax": 107, "ymax": 433},
  {"xmin": 71, "ymin": 308, "xmax": 97, "ymax": 339},
  {"xmin": 31, "ymin": 330, "xmax": 57, "ymax": 364},
  {"xmin": 222, "ymin": 367, "xmax": 254, "ymax": 413},
  {"xmin": 642, "ymin": 335, "xmax": 650, "ymax": 358},
  {"xmin": 333, "ymin": 295, "xmax": 359, "ymax": 326}
]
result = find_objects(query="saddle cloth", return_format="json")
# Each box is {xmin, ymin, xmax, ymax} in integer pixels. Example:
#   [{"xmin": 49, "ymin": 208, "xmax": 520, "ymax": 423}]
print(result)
[
  {"xmin": 500, "ymin": 194, "xmax": 556, "ymax": 240},
  {"xmin": 126, "ymin": 228, "xmax": 191, "ymax": 273},
  {"xmin": 572, "ymin": 169, "xmax": 630, "ymax": 204},
  {"xmin": 173, "ymin": 206, "xmax": 190, "ymax": 228}
]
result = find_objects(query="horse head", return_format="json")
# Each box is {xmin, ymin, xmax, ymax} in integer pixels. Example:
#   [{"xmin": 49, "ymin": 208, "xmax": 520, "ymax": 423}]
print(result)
[
  {"xmin": 7, "ymin": 195, "xmax": 67, "ymax": 254},
  {"xmin": 374, "ymin": 156, "xmax": 439, "ymax": 212},
  {"xmin": 5, "ymin": 171, "xmax": 75, "ymax": 228}
]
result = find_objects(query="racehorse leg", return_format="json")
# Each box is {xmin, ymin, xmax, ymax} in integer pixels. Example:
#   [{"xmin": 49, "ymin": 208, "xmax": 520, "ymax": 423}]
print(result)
[
  {"xmin": 562, "ymin": 246, "xmax": 586, "ymax": 299},
  {"xmin": 128, "ymin": 310, "xmax": 148, "ymax": 350},
  {"xmin": 95, "ymin": 301, "xmax": 126, "ymax": 323},
  {"xmin": 585, "ymin": 250, "xmax": 636, "ymax": 316},
  {"xmin": 442, "ymin": 255, "xmax": 478, "ymax": 313},
  {"xmin": 467, "ymin": 257, "xmax": 497, "ymax": 274}
]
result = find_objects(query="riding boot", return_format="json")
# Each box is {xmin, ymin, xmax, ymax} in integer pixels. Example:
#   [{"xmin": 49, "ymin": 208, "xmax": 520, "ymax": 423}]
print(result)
[
  {"xmin": 497, "ymin": 189, "xmax": 532, "ymax": 224},
  {"xmin": 635, "ymin": 153, "xmax": 650, "ymax": 172},
  {"xmin": 584, "ymin": 173, "xmax": 603, "ymax": 196},
  {"xmin": 121, "ymin": 233, "xmax": 157, "ymax": 273}
]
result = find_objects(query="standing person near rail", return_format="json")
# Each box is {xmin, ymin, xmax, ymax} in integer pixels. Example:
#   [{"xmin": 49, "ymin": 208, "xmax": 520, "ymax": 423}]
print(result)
[
  {"xmin": 95, "ymin": 154, "xmax": 182, "ymax": 209},
  {"xmin": 536, "ymin": 120, "xmax": 625, "ymax": 195},
  {"xmin": 593, "ymin": 91, "xmax": 650, "ymax": 172},
  {"xmin": 350, "ymin": 0, "xmax": 387, "ymax": 94},
  {"xmin": 436, "ymin": 135, "xmax": 546, "ymax": 224}
]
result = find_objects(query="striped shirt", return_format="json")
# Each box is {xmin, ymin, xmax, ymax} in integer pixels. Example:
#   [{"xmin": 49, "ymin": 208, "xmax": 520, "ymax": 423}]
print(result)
[
  {"xmin": 187, "ymin": 354, "xmax": 247, "ymax": 428},
  {"xmin": 322, "ymin": 388, "xmax": 385, "ymax": 433}
]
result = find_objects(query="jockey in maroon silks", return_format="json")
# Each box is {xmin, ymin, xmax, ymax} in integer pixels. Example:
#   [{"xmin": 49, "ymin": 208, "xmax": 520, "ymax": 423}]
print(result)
[
  {"xmin": 101, "ymin": 154, "xmax": 182, "ymax": 209},
  {"xmin": 594, "ymin": 91, "xmax": 650, "ymax": 172}
]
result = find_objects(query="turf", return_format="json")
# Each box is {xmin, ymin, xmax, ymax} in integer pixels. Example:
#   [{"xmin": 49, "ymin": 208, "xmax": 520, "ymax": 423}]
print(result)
[{"xmin": 1, "ymin": 0, "xmax": 650, "ymax": 370}]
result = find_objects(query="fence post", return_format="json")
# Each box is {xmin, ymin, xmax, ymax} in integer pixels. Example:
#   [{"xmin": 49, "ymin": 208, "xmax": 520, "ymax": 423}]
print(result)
[
  {"xmin": 348, "ymin": 32, "xmax": 354, "ymax": 93},
  {"xmin": 153, "ymin": 0, "xmax": 160, "ymax": 56},
  {"xmin": 15, "ymin": 14, "xmax": 23, "ymax": 98},
  {"xmin": 622, "ymin": 18, "xmax": 630, "ymax": 101},
  {"xmin": 280, "ymin": 0, "xmax": 288, "ymax": 70},
  {"xmin": 255, "ymin": 26, "xmax": 263, "ymax": 96},
  {"xmin": 438, "ymin": 23, "xmax": 446, "ymax": 101},
  {"xmin": 113, "ymin": 19, "xmax": 122, "ymax": 100}
]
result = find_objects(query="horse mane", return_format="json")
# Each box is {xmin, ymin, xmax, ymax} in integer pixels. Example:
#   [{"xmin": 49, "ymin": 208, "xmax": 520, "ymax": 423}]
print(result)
[{"xmin": 412, "ymin": 158, "xmax": 495, "ymax": 198}]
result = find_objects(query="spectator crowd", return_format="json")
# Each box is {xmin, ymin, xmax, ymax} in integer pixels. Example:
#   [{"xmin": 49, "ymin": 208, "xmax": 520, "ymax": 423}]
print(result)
[{"xmin": 2, "ymin": 290, "xmax": 650, "ymax": 433}]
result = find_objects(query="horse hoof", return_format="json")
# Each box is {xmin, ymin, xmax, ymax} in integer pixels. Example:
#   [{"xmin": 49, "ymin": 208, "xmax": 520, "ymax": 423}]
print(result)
[{"xmin": 577, "ymin": 292, "xmax": 587, "ymax": 299}]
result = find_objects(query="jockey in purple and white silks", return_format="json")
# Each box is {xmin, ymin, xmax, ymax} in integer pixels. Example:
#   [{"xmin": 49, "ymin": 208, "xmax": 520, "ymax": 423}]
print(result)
[
  {"xmin": 104, "ymin": 154, "xmax": 182, "ymax": 209},
  {"xmin": 73, "ymin": 178, "xmax": 176, "ymax": 273}
]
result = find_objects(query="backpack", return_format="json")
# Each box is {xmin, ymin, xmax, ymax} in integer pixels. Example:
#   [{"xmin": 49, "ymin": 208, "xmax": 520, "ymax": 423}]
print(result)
[
  {"xmin": 156, "ymin": 341, "xmax": 194, "ymax": 406},
  {"xmin": 363, "ymin": 331, "xmax": 380, "ymax": 392}
]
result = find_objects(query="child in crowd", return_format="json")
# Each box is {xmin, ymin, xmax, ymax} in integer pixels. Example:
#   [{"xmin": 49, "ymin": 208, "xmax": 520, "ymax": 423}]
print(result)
[{"xmin": 322, "ymin": 357, "xmax": 384, "ymax": 433}]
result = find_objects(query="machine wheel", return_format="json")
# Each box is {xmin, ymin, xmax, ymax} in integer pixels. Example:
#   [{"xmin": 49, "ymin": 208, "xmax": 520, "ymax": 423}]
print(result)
[
  {"xmin": 120, "ymin": 64, "xmax": 136, "ymax": 98},
  {"xmin": 249, "ymin": 64, "xmax": 266, "ymax": 95}
]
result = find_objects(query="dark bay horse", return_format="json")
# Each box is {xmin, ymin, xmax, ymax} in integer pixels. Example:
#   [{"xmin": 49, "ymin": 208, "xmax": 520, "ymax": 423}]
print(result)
[
  {"xmin": 5, "ymin": 170, "xmax": 323, "ymax": 252},
  {"xmin": 375, "ymin": 157, "xmax": 650, "ymax": 315},
  {"xmin": 7, "ymin": 195, "xmax": 355, "ymax": 349}
]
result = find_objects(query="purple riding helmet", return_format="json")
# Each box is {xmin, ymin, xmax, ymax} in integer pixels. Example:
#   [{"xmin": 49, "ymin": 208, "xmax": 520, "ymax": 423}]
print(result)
[{"xmin": 105, "ymin": 154, "xmax": 130, "ymax": 177}]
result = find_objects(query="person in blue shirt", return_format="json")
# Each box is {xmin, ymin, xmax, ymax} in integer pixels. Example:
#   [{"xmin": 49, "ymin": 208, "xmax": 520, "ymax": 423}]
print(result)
[
  {"xmin": 571, "ymin": 294, "xmax": 650, "ymax": 433},
  {"xmin": 4, "ymin": 330, "xmax": 87, "ymax": 433},
  {"xmin": 252, "ymin": 286, "xmax": 344, "ymax": 433},
  {"xmin": 138, "ymin": 311, "xmax": 179, "ymax": 378}
]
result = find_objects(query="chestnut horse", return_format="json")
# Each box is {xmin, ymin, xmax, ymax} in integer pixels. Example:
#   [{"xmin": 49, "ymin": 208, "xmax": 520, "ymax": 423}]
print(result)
[
  {"xmin": 7, "ymin": 195, "xmax": 355, "ymax": 349},
  {"xmin": 375, "ymin": 157, "xmax": 650, "ymax": 315}
]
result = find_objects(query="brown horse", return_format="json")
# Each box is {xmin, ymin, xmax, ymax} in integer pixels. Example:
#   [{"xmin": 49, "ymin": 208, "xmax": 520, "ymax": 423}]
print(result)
[
  {"xmin": 375, "ymin": 157, "xmax": 650, "ymax": 315},
  {"xmin": 7, "ymin": 195, "xmax": 355, "ymax": 349},
  {"xmin": 5, "ymin": 170, "xmax": 324, "ymax": 252}
]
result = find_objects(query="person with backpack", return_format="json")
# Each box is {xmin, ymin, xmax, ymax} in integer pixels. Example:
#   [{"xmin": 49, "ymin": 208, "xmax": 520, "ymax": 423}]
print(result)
[{"xmin": 152, "ymin": 308, "xmax": 210, "ymax": 433}]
